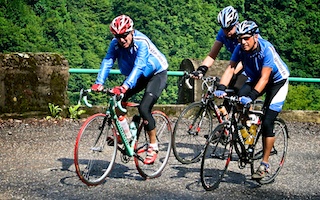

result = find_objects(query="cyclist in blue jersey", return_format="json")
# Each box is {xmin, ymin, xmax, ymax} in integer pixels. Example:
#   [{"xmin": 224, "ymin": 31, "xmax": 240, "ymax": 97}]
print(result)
[
  {"xmin": 214, "ymin": 20, "xmax": 290, "ymax": 179},
  {"xmin": 192, "ymin": 6, "xmax": 246, "ymax": 92},
  {"xmin": 91, "ymin": 15, "xmax": 168, "ymax": 165}
]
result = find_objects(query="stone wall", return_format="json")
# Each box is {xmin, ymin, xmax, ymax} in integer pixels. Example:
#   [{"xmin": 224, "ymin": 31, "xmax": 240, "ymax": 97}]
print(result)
[
  {"xmin": 177, "ymin": 58, "xmax": 229, "ymax": 103},
  {"xmin": 0, "ymin": 53, "xmax": 69, "ymax": 118}
]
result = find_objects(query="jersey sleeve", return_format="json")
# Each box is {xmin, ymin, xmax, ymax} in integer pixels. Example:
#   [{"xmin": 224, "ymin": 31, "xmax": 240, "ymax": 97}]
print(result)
[
  {"xmin": 95, "ymin": 40, "xmax": 117, "ymax": 85},
  {"xmin": 216, "ymin": 29, "xmax": 225, "ymax": 43},
  {"xmin": 123, "ymin": 42, "xmax": 147, "ymax": 89},
  {"xmin": 262, "ymin": 47, "xmax": 274, "ymax": 69},
  {"xmin": 230, "ymin": 45, "xmax": 241, "ymax": 63}
]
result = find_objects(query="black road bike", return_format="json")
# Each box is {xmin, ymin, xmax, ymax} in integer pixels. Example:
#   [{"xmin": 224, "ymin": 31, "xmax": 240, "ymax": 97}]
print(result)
[{"xmin": 200, "ymin": 95, "xmax": 289, "ymax": 190}]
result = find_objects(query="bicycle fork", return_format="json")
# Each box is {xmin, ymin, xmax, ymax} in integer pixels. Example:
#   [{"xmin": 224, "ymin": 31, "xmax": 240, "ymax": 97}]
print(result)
[{"xmin": 188, "ymin": 107, "xmax": 208, "ymax": 136}]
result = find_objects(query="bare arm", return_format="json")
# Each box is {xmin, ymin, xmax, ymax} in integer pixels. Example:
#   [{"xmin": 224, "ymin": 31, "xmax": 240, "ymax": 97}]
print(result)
[
  {"xmin": 219, "ymin": 60, "xmax": 238, "ymax": 87},
  {"xmin": 201, "ymin": 40, "xmax": 223, "ymax": 67},
  {"xmin": 254, "ymin": 67, "xmax": 272, "ymax": 93}
]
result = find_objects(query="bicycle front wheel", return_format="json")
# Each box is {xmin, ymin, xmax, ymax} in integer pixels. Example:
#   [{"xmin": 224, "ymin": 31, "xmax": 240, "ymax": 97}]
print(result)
[
  {"xmin": 135, "ymin": 111, "xmax": 172, "ymax": 179},
  {"xmin": 172, "ymin": 101, "xmax": 217, "ymax": 164},
  {"xmin": 251, "ymin": 118, "xmax": 288, "ymax": 184},
  {"xmin": 200, "ymin": 123, "xmax": 232, "ymax": 191},
  {"xmin": 74, "ymin": 113, "xmax": 118, "ymax": 186}
]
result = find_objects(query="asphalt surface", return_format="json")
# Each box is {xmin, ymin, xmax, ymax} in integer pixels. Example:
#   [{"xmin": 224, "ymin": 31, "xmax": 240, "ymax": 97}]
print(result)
[{"xmin": 0, "ymin": 119, "xmax": 319, "ymax": 200}]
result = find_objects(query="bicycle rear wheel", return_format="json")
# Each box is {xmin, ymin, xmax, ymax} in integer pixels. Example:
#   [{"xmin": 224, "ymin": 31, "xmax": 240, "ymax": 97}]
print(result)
[
  {"xmin": 74, "ymin": 113, "xmax": 117, "ymax": 186},
  {"xmin": 251, "ymin": 118, "xmax": 288, "ymax": 184},
  {"xmin": 200, "ymin": 123, "xmax": 232, "ymax": 191},
  {"xmin": 172, "ymin": 101, "xmax": 217, "ymax": 164},
  {"xmin": 134, "ymin": 111, "xmax": 172, "ymax": 179}
]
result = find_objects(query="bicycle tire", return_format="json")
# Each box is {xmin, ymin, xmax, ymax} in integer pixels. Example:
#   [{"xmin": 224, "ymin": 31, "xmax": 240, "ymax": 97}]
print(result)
[
  {"xmin": 172, "ymin": 101, "xmax": 218, "ymax": 164},
  {"xmin": 134, "ymin": 111, "xmax": 172, "ymax": 179},
  {"xmin": 200, "ymin": 123, "xmax": 232, "ymax": 191},
  {"xmin": 74, "ymin": 113, "xmax": 118, "ymax": 186},
  {"xmin": 251, "ymin": 117, "xmax": 288, "ymax": 184}
]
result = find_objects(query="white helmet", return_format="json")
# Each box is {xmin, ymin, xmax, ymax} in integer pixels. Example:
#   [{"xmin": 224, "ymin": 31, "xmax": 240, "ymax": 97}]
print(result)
[
  {"xmin": 236, "ymin": 20, "xmax": 259, "ymax": 36},
  {"xmin": 217, "ymin": 6, "xmax": 239, "ymax": 29}
]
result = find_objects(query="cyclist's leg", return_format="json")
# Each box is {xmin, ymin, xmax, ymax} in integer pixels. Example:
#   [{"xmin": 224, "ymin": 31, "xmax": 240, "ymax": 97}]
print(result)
[
  {"xmin": 139, "ymin": 71, "xmax": 167, "ymax": 164},
  {"xmin": 252, "ymin": 117, "xmax": 288, "ymax": 184},
  {"xmin": 252, "ymin": 79, "xmax": 288, "ymax": 179},
  {"xmin": 135, "ymin": 111, "xmax": 172, "ymax": 179},
  {"xmin": 229, "ymin": 62, "xmax": 247, "ymax": 94}
]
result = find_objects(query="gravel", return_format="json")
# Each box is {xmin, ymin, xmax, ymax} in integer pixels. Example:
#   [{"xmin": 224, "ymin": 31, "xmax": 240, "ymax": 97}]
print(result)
[{"xmin": 0, "ymin": 118, "xmax": 319, "ymax": 200}]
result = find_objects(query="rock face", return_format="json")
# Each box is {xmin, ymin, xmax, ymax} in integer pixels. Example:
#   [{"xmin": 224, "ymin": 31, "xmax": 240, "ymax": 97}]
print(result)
[{"xmin": 0, "ymin": 53, "xmax": 69, "ymax": 118}]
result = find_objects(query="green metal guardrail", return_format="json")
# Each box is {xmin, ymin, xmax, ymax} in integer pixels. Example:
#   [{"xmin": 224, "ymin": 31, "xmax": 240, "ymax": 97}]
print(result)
[
  {"xmin": 68, "ymin": 68, "xmax": 185, "ymax": 76},
  {"xmin": 68, "ymin": 68, "xmax": 320, "ymax": 83}
]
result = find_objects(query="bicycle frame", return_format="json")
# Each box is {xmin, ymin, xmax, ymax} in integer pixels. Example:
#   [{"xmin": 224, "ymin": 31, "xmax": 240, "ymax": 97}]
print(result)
[
  {"xmin": 81, "ymin": 89, "xmax": 137, "ymax": 157},
  {"xmin": 223, "ymin": 96, "xmax": 264, "ymax": 167},
  {"xmin": 75, "ymin": 88, "xmax": 173, "ymax": 184}
]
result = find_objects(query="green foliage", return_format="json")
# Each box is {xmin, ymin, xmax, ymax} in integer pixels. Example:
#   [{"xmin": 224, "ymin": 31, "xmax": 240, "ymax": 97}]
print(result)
[
  {"xmin": 284, "ymin": 84, "xmax": 320, "ymax": 111},
  {"xmin": 68, "ymin": 103, "xmax": 86, "ymax": 119},
  {"xmin": 1, "ymin": 0, "xmax": 319, "ymax": 110},
  {"xmin": 46, "ymin": 103, "xmax": 62, "ymax": 120}
]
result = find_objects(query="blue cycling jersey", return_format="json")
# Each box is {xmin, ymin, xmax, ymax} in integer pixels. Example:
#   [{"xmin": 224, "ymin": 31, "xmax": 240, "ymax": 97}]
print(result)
[
  {"xmin": 216, "ymin": 28, "xmax": 238, "ymax": 53},
  {"xmin": 95, "ymin": 30, "xmax": 168, "ymax": 89},
  {"xmin": 231, "ymin": 37, "xmax": 290, "ymax": 84}
]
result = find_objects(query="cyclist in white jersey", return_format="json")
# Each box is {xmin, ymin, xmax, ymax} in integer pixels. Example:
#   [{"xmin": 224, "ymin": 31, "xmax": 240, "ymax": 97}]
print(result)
[
  {"xmin": 91, "ymin": 15, "xmax": 168, "ymax": 165},
  {"xmin": 214, "ymin": 20, "xmax": 290, "ymax": 179}
]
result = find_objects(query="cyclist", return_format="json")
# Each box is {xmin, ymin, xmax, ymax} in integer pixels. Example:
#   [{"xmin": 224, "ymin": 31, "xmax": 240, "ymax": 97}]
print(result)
[
  {"xmin": 214, "ymin": 20, "xmax": 290, "ymax": 179},
  {"xmin": 91, "ymin": 15, "xmax": 168, "ymax": 165},
  {"xmin": 191, "ymin": 6, "xmax": 246, "ymax": 93}
]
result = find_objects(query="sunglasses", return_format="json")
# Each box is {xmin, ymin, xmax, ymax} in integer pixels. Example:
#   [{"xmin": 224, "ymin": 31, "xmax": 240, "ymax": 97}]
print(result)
[
  {"xmin": 115, "ymin": 32, "xmax": 130, "ymax": 39},
  {"xmin": 222, "ymin": 26, "xmax": 234, "ymax": 32},
  {"xmin": 237, "ymin": 35, "xmax": 253, "ymax": 42}
]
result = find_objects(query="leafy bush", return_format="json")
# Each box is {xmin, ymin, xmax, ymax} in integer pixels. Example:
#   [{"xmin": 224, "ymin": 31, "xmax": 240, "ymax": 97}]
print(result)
[
  {"xmin": 68, "ymin": 103, "xmax": 86, "ymax": 119},
  {"xmin": 284, "ymin": 84, "xmax": 320, "ymax": 110},
  {"xmin": 46, "ymin": 103, "xmax": 62, "ymax": 120}
]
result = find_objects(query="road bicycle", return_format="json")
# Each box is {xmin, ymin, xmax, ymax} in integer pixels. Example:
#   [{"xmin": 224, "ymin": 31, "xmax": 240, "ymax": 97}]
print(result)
[
  {"xmin": 172, "ymin": 74, "xmax": 223, "ymax": 164},
  {"xmin": 74, "ymin": 88, "xmax": 172, "ymax": 186},
  {"xmin": 200, "ymin": 95, "xmax": 288, "ymax": 190},
  {"xmin": 172, "ymin": 73, "xmax": 264, "ymax": 164}
]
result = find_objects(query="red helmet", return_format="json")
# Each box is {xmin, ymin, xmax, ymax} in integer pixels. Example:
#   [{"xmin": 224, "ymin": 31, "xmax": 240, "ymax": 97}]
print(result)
[{"xmin": 109, "ymin": 15, "xmax": 134, "ymax": 35}]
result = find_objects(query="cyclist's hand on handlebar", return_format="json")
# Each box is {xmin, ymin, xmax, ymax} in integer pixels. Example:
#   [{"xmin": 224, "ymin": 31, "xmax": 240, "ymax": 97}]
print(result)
[
  {"xmin": 214, "ymin": 90, "xmax": 227, "ymax": 98},
  {"xmin": 190, "ymin": 70, "xmax": 204, "ymax": 79},
  {"xmin": 190, "ymin": 65, "xmax": 208, "ymax": 79},
  {"xmin": 91, "ymin": 83, "xmax": 104, "ymax": 91},
  {"xmin": 111, "ymin": 85, "xmax": 127, "ymax": 95},
  {"xmin": 214, "ymin": 84, "xmax": 227, "ymax": 98},
  {"xmin": 239, "ymin": 96, "xmax": 252, "ymax": 105}
]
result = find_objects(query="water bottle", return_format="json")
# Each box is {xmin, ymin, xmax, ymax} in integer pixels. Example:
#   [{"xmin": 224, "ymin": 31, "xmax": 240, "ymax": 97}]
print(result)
[
  {"xmin": 240, "ymin": 126, "xmax": 250, "ymax": 141},
  {"xmin": 249, "ymin": 124, "xmax": 258, "ymax": 136},
  {"xmin": 240, "ymin": 125, "xmax": 254, "ymax": 145},
  {"xmin": 119, "ymin": 115, "xmax": 131, "ymax": 140},
  {"xmin": 129, "ymin": 115, "xmax": 140, "ymax": 139}
]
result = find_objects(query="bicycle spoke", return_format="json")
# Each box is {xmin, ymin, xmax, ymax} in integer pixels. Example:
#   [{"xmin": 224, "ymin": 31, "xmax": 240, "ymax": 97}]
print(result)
[
  {"xmin": 74, "ymin": 114, "xmax": 117, "ymax": 186},
  {"xmin": 251, "ymin": 118, "xmax": 288, "ymax": 184},
  {"xmin": 134, "ymin": 111, "xmax": 172, "ymax": 179},
  {"xmin": 173, "ymin": 102, "xmax": 218, "ymax": 164},
  {"xmin": 201, "ymin": 123, "xmax": 232, "ymax": 191}
]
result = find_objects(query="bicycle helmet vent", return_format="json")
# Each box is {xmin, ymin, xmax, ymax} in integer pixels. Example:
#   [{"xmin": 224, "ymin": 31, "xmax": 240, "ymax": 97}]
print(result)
[
  {"xmin": 110, "ymin": 15, "xmax": 134, "ymax": 35},
  {"xmin": 236, "ymin": 20, "xmax": 260, "ymax": 36},
  {"xmin": 217, "ymin": 6, "xmax": 239, "ymax": 28}
]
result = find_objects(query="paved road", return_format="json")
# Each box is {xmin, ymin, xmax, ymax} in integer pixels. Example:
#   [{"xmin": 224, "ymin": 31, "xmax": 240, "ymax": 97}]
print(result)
[{"xmin": 0, "ymin": 119, "xmax": 319, "ymax": 200}]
